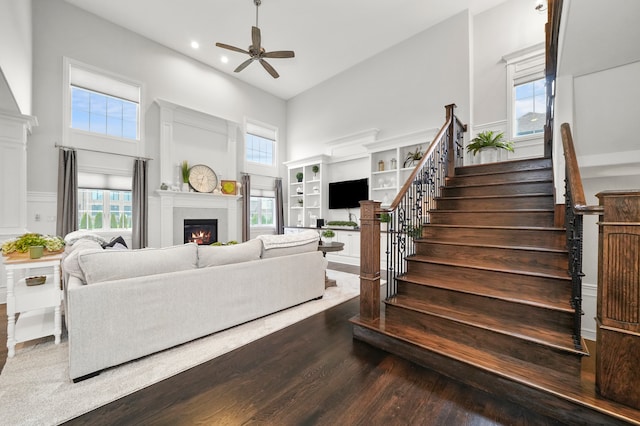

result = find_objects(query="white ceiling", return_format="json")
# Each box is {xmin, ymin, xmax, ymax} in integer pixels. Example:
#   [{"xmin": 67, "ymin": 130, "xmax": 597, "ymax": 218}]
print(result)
[{"xmin": 63, "ymin": 0, "xmax": 508, "ymax": 100}]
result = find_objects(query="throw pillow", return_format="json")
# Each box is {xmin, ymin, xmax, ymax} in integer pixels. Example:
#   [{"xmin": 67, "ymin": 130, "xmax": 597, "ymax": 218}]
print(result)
[
  {"xmin": 197, "ymin": 239, "xmax": 262, "ymax": 268},
  {"xmin": 102, "ymin": 236, "xmax": 128, "ymax": 249}
]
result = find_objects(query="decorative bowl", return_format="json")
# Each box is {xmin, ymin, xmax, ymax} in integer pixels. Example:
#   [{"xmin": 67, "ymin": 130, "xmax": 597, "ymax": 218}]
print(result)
[{"xmin": 26, "ymin": 276, "xmax": 46, "ymax": 286}]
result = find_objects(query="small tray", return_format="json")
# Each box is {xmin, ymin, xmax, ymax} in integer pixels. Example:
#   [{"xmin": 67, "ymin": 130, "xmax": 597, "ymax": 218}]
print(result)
[{"xmin": 26, "ymin": 276, "xmax": 46, "ymax": 286}]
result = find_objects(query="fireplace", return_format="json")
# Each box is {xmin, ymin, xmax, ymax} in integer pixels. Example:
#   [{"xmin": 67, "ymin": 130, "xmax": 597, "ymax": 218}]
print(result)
[{"xmin": 184, "ymin": 219, "xmax": 218, "ymax": 245}]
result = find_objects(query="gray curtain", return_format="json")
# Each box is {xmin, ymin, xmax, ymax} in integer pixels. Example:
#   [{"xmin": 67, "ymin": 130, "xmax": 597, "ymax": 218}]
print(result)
[
  {"xmin": 241, "ymin": 174, "xmax": 251, "ymax": 242},
  {"xmin": 132, "ymin": 159, "xmax": 148, "ymax": 249},
  {"xmin": 275, "ymin": 178, "xmax": 284, "ymax": 234},
  {"xmin": 56, "ymin": 149, "xmax": 77, "ymax": 237}
]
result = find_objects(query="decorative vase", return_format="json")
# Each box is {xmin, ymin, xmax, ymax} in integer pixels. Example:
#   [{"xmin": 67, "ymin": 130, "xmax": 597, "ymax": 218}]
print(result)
[
  {"xmin": 479, "ymin": 147, "xmax": 499, "ymax": 164},
  {"xmin": 182, "ymin": 182, "xmax": 190, "ymax": 192},
  {"xmin": 29, "ymin": 245, "xmax": 43, "ymax": 259}
]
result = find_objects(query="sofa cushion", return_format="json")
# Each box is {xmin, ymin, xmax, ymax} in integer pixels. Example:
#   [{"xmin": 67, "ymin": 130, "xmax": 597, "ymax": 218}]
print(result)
[
  {"xmin": 257, "ymin": 230, "xmax": 319, "ymax": 259},
  {"xmin": 197, "ymin": 239, "xmax": 262, "ymax": 268},
  {"xmin": 77, "ymin": 243, "xmax": 198, "ymax": 284},
  {"xmin": 62, "ymin": 239, "xmax": 104, "ymax": 281}
]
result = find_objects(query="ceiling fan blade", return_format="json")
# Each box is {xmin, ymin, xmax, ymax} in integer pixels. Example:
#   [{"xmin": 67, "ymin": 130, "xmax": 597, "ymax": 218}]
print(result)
[
  {"xmin": 259, "ymin": 59, "xmax": 279, "ymax": 79},
  {"xmin": 252, "ymin": 26, "xmax": 261, "ymax": 51},
  {"xmin": 263, "ymin": 50, "xmax": 295, "ymax": 59},
  {"xmin": 216, "ymin": 43, "xmax": 249, "ymax": 55},
  {"xmin": 234, "ymin": 58, "xmax": 254, "ymax": 73}
]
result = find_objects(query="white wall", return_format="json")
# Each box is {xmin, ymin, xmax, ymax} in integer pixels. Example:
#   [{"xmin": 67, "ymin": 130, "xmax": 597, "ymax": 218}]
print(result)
[
  {"xmin": 472, "ymin": 0, "xmax": 547, "ymax": 126},
  {"xmin": 0, "ymin": 0, "xmax": 32, "ymax": 114},
  {"xmin": 26, "ymin": 0, "xmax": 287, "ymax": 235},
  {"xmin": 286, "ymin": 10, "xmax": 471, "ymax": 162}
]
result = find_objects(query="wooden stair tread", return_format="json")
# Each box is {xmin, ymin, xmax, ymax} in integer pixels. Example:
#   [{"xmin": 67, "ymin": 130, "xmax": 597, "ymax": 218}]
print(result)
[
  {"xmin": 443, "ymin": 178, "xmax": 553, "ymax": 189},
  {"xmin": 352, "ymin": 314, "xmax": 582, "ymax": 387},
  {"xmin": 397, "ymin": 273, "xmax": 573, "ymax": 312},
  {"xmin": 449, "ymin": 168, "xmax": 551, "ymax": 179},
  {"xmin": 432, "ymin": 208, "xmax": 554, "ymax": 213},
  {"xmin": 416, "ymin": 238, "xmax": 568, "ymax": 254},
  {"xmin": 423, "ymin": 224, "xmax": 564, "ymax": 232},
  {"xmin": 408, "ymin": 255, "xmax": 571, "ymax": 280},
  {"xmin": 386, "ymin": 295, "xmax": 582, "ymax": 354},
  {"xmin": 436, "ymin": 193, "xmax": 553, "ymax": 201}
]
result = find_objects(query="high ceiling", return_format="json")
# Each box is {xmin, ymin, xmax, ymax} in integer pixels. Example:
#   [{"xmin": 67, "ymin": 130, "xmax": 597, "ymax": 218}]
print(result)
[{"xmin": 63, "ymin": 0, "xmax": 508, "ymax": 100}]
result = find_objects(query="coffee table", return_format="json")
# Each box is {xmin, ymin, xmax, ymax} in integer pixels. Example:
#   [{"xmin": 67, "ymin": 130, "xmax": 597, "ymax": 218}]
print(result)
[{"xmin": 318, "ymin": 242, "xmax": 344, "ymax": 287}]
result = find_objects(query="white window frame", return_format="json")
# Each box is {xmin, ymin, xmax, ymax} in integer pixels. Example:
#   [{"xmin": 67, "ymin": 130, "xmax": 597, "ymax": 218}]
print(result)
[
  {"xmin": 503, "ymin": 44, "xmax": 545, "ymax": 142},
  {"xmin": 77, "ymin": 172, "xmax": 133, "ymax": 232},
  {"xmin": 244, "ymin": 118, "xmax": 278, "ymax": 176},
  {"xmin": 62, "ymin": 57, "xmax": 145, "ymax": 157}
]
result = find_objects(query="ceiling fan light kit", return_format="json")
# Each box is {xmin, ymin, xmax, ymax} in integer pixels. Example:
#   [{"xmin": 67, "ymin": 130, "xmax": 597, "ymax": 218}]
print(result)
[{"xmin": 216, "ymin": 0, "xmax": 295, "ymax": 79}]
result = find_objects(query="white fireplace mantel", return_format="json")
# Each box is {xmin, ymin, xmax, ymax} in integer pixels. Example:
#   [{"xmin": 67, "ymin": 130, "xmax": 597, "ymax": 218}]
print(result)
[{"xmin": 156, "ymin": 190, "xmax": 242, "ymax": 247}]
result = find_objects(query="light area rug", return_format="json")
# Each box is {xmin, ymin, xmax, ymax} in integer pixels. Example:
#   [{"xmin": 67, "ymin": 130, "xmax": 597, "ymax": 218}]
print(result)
[{"xmin": 0, "ymin": 270, "xmax": 369, "ymax": 426}]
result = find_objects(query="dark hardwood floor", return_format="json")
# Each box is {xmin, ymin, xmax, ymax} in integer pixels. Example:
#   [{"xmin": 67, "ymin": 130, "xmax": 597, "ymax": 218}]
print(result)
[{"xmin": 1, "ymin": 265, "xmax": 563, "ymax": 425}]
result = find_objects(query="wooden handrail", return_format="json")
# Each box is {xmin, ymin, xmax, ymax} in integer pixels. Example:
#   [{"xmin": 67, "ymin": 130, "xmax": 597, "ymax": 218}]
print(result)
[
  {"xmin": 389, "ymin": 104, "xmax": 455, "ymax": 211},
  {"xmin": 560, "ymin": 123, "xmax": 603, "ymax": 215}
]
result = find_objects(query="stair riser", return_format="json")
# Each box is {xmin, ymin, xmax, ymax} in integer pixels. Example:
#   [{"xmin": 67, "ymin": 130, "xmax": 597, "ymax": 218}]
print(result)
[
  {"xmin": 414, "ymin": 242, "xmax": 568, "ymax": 275},
  {"xmin": 442, "ymin": 181, "xmax": 554, "ymax": 197},
  {"xmin": 396, "ymin": 280, "xmax": 574, "ymax": 336},
  {"xmin": 406, "ymin": 261, "xmax": 572, "ymax": 304},
  {"xmin": 455, "ymin": 158, "xmax": 552, "ymax": 175},
  {"xmin": 447, "ymin": 169, "xmax": 552, "ymax": 186},
  {"xmin": 435, "ymin": 196, "xmax": 554, "ymax": 211},
  {"xmin": 429, "ymin": 211, "xmax": 555, "ymax": 227},
  {"xmin": 422, "ymin": 226, "xmax": 566, "ymax": 250},
  {"xmin": 385, "ymin": 304, "xmax": 581, "ymax": 376}
]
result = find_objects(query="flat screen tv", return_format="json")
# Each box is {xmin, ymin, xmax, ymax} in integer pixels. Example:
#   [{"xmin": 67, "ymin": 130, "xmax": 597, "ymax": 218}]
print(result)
[{"xmin": 328, "ymin": 178, "xmax": 369, "ymax": 209}]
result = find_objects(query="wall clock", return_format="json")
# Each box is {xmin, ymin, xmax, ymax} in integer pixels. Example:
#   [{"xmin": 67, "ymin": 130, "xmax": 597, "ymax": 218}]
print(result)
[{"xmin": 188, "ymin": 164, "xmax": 218, "ymax": 193}]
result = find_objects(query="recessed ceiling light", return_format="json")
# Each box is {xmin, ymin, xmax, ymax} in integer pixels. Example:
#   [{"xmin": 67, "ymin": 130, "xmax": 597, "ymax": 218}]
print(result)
[
  {"xmin": 191, "ymin": 41, "xmax": 200, "ymax": 49},
  {"xmin": 221, "ymin": 56, "xmax": 229, "ymax": 64}
]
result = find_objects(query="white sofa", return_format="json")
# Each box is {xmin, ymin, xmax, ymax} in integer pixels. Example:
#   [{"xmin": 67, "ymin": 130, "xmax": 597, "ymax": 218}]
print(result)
[{"xmin": 63, "ymin": 231, "xmax": 326, "ymax": 381}]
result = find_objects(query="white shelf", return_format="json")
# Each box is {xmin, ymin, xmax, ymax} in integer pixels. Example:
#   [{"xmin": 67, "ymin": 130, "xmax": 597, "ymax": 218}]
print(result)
[
  {"xmin": 286, "ymin": 156, "xmax": 329, "ymax": 227},
  {"xmin": 14, "ymin": 308, "xmax": 56, "ymax": 343}
]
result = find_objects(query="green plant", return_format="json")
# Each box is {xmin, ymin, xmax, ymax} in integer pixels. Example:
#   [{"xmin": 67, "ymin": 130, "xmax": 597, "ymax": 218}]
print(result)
[
  {"xmin": 94, "ymin": 212, "xmax": 103, "ymax": 229},
  {"xmin": 321, "ymin": 229, "xmax": 335, "ymax": 238},
  {"xmin": 296, "ymin": 172, "xmax": 303, "ymax": 182},
  {"xmin": 181, "ymin": 160, "xmax": 190, "ymax": 183},
  {"xmin": 297, "ymin": 198, "xmax": 303, "ymax": 206},
  {"xmin": 326, "ymin": 220, "xmax": 358, "ymax": 227},
  {"xmin": 210, "ymin": 241, "xmax": 239, "ymax": 246},
  {"xmin": 466, "ymin": 130, "xmax": 514, "ymax": 155},
  {"xmin": 1, "ymin": 233, "xmax": 65, "ymax": 255},
  {"xmin": 379, "ymin": 213, "xmax": 391, "ymax": 223},
  {"xmin": 403, "ymin": 146, "xmax": 423, "ymax": 168},
  {"xmin": 311, "ymin": 165, "xmax": 319, "ymax": 174}
]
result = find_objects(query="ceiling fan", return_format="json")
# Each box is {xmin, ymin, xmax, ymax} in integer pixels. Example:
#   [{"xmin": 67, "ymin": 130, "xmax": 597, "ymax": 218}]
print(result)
[{"xmin": 216, "ymin": 0, "xmax": 295, "ymax": 79}]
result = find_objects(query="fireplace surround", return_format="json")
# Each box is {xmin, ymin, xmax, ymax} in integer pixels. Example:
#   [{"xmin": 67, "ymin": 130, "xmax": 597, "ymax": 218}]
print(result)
[{"xmin": 183, "ymin": 219, "xmax": 218, "ymax": 245}]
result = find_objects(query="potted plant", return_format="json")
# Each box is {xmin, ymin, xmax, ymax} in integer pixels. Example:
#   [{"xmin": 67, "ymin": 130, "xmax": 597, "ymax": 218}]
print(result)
[
  {"xmin": 181, "ymin": 160, "xmax": 190, "ymax": 191},
  {"xmin": 296, "ymin": 172, "xmax": 303, "ymax": 182},
  {"xmin": 311, "ymin": 165, "xmax": 319, "ymax": 179},
  {"xmin": 297, "ymin": 198, "xmax": 303, "ymax": 207},
  {"xmin": 403, "ymin": 146, "xmax": 423, "ymax": 168},
  {"xmin": 321, "ymin": 229, "xmax": 335, "ymax": 243},
  {"xmin": 466, "ymin": 130, "xmax": 514, "ymax": 164},
  {"xmin": 379, "ymin": 212, "xmax": 391, "ymax": 232},
  {"xmin": 1, "ymin": 233, "xmax": 65, "ymax": 257}
]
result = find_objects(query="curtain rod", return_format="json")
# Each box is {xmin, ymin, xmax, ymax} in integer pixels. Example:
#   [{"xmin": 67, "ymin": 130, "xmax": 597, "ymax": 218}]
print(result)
[
  {"xmin": 242, "ymin": 172, "xmax": 282, "ymax": 180},
  {"xmin": 55, "ymin": 143, "xmax": 153, "ymax": 161}
]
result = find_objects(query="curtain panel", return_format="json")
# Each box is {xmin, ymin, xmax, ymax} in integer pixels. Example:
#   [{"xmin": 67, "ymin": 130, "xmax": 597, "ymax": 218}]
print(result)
[
  {"xmin": 132, "ymin": 159, "xmax": 148, "ymax": 249},
  {"xmin": 56, "ymin": 149, "xmax": 78, "ymax": 237}
]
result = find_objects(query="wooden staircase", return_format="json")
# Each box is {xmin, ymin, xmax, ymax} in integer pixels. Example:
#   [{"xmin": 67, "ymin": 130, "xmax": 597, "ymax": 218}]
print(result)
[{"xmin": 350, "ymin": 157, "xmax": 619, "ymax": 423}]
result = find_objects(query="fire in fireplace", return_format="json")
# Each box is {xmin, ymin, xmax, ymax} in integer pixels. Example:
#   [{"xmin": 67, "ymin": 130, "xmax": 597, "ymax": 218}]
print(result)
[{"xmin": 184, "ymin": 219, "xmax": 218, "ymax": 245}]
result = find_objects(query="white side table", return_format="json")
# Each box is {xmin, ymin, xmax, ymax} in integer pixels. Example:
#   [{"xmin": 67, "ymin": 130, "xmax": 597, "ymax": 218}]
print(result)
[{"xmin": 3, "ymin": 253, "xmax": 63, "ymax": 357}]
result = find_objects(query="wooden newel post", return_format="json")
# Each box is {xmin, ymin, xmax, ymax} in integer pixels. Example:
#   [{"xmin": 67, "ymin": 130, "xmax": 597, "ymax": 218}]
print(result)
[
  {"xmin": 596, "ymin": 190, "xmax": 640, "ymax": 410},
  {"xmin": 359, "ymin": 200, "xmax": 381, "ymax": 321},
  {"xmin": 445, "ymin": 103, "xmax": 457, "ymax": 177}
]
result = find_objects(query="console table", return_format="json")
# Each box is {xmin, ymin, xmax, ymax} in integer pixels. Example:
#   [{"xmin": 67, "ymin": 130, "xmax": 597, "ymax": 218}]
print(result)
[{"xmin": 3, "ymin": 253, "xmax": 63, "ymax": 357}]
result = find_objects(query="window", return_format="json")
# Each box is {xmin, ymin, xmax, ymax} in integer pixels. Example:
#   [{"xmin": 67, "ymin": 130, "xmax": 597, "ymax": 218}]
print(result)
[
  {"xmin": 514, "ymin": 77, "xmax": 545, "ymax": 137},
  {"xmin": 65, "ymin": 58, "xmax": 142, "ymax": 144},
  {"xmin": 503, "ymin": 45, "xmax": 545, "ymax": 140},
  {"xmin": 71, "ymin": 86, "xmax": 138, "ymax": 139},
  {"xmin": 77, "ymin": 172, "xmax": 132, "ymax": 231},
  {"xmin": 245, "ymin": 120, "xmax": 277, "ymax": 168},
  {"xmin": 250, "ymin": 196, "xmax": 275, "ymax": 227},
  {"xmin": 78, "ymin": 189, "xmax": 132, "ymax": 230},
  {"xmin": 246, "ymin": 133, "xmax": 274, "ymax": 165}
]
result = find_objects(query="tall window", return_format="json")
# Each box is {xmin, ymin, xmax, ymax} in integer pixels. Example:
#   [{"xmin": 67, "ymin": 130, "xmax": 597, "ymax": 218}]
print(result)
[
  {"xmin": 245, "ymin": 120, "xmax": 277, "ymax": 168},
  {"xmin": 77, "ymin": 172, "xmax": 132, "ymax": 231},
  {"xmin": 514, "ymin": 77, "xmax": 545, "ymax": 137},
  {"xmin": 504, "ymin": 46, "xmax": 545, "ymax": 140},
  {"xmin": 65, "ymin": 58, "xmax": 142, "ymax": 144}
]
